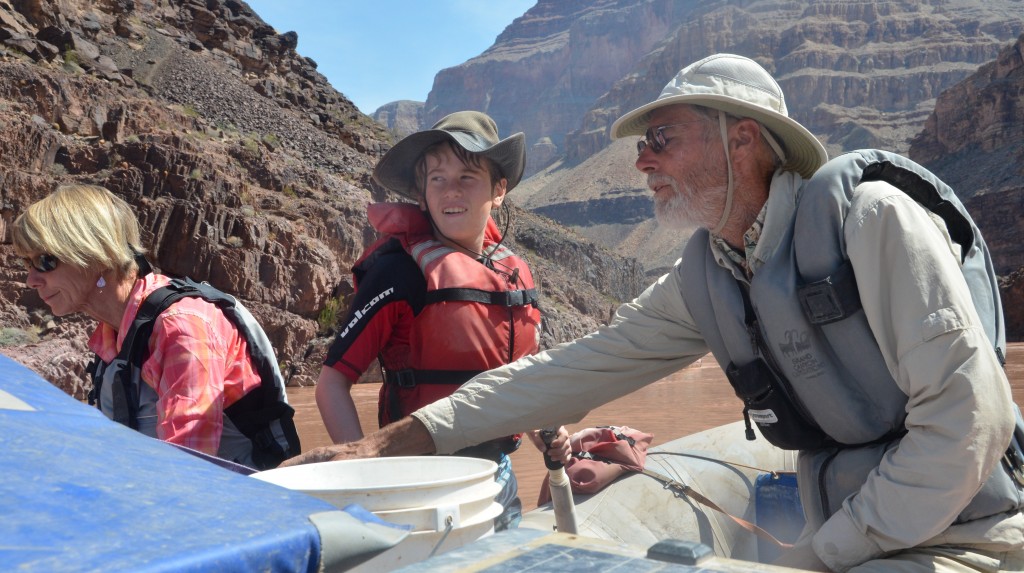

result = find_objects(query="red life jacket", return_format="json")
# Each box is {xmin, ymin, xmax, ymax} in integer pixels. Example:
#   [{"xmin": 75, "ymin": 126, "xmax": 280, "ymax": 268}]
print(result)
[{"xmin": 354, "ymin": 203, "xmax": 542, "ymax": 429}]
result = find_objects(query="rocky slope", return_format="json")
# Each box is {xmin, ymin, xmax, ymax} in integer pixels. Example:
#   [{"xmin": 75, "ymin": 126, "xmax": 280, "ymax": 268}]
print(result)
[{"xmin": 0, "ymin": 0, "xmax": 644, "ymax": 396}]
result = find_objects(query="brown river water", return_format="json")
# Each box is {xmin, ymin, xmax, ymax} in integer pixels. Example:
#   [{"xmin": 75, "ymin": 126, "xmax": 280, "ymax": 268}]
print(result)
[{"xmin": 288, "ymin": 343, "xmax": 1024, "ymax": 513}]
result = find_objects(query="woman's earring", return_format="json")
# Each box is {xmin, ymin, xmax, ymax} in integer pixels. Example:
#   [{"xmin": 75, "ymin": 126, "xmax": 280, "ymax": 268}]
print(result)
[{"xmin": 96, "ymin": 276, "xmax": 106, "ymax": 289}]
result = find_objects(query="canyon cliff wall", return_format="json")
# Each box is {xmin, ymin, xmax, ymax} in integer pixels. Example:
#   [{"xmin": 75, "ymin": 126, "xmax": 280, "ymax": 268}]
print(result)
[
  {"xmin": 910, "ymin": 34, "xmax": 1024, "ymax": 339},
  {"xmin": 425, "ymin": 0, "xmax": 1024, "ymax": 170}
]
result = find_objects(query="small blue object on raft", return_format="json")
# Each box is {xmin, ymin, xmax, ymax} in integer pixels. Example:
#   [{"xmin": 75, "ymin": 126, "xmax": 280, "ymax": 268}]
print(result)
[{"xmin": 754, "ymin": 471, "xmax": 805, "ymax": 563}]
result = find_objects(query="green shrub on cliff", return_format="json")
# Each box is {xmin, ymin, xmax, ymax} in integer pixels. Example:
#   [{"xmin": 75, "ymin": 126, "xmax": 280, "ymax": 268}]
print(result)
[
  {"xmin": 317, "ymin": 295, "xmax": 348, "ymax": 335},
  {"xmin": 0, "ymin": 327, "xmax": 39, "ymax": 347}
]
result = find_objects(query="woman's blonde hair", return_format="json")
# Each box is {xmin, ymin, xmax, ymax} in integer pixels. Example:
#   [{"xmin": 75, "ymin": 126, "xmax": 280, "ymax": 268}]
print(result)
[{"xmin": 12, "ymin": 184, "xmax": 144, "ymax": 279}]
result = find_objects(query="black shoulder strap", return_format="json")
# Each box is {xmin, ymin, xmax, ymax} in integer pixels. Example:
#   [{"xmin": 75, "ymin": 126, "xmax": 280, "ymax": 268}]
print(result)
[
  {"xmin": 108, "ymin": 279, "xmax": 203, "ymax": 429},
  {"xmin": 118, "ymin": 279, "xmax": 202, "ymax": 367},
  {"xmin": 425, "ymin": 287, "xmax": 539, "ymax": 308},
  {"xmin": 861, "ymin": 160, "xmax": 974, "ymax": 262}
]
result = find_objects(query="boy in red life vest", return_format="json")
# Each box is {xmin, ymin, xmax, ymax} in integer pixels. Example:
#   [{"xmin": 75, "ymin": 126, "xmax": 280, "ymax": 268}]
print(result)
[{"xmin": 316, "ymin": 111, "xmax": 565, "ymax": 530}]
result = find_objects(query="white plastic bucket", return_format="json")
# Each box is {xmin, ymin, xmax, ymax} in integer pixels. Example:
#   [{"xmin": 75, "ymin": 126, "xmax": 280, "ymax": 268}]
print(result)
[
  {"xmin": 252, "ymin": 456, "xmax": 498, "ymax": 511},
  {"xmin": 252, "ymin": 456, "xmax": 501, "ymax": 571}
]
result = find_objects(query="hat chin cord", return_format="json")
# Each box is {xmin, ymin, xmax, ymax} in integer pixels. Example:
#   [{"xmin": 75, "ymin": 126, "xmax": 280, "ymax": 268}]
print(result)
[
  {"xmin": 709, "ymin": 111, "xmax": 734, "ymax": 236},
  {"xmin": 709, "ymin": 111, "xmax": 787, "ymax": 237}
]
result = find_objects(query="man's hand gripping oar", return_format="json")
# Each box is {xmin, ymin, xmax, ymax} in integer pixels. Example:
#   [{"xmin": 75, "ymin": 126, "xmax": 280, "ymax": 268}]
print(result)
[{"xmin": 533, "ymin": 427, "xmax": 577, "ymax": 534}]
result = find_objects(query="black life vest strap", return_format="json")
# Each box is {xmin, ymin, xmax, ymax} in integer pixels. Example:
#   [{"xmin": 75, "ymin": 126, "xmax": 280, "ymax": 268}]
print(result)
[
  {"xmin": 106, "ymin": 277, "xmax": 194, "ymax": 430},
  {"xmin": 382, "ymin": 368, "xmax": 524, "ymax": 462},
  {"xmin": 425, "ymin": 287, "xmax": 538, "ymax": 308},
  {"xmin": 861, "ymin": 160, "xmax": 974, "ymax": 262},
  {"xmin": 384, "ymin": 368, "xmax": 481, "ymax": 389},
  {"xmin": 86, "ymin": 355, "xmax": 102, "ymax": 407},
  {"xmin": 379, "ymin": 367, "xmax": 521, "ymax": 460}
]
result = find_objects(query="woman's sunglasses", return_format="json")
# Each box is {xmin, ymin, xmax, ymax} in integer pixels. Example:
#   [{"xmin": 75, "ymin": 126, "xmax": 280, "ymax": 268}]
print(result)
[{"xmin": 22, "ymin": 253, "xmax": 60, "ymax": 273}]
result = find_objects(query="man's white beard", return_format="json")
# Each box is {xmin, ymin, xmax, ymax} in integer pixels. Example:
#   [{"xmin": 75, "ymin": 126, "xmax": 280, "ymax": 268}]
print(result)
[{"xmin": 649, "ymin": 173, "xmax": 724, "ymax": 231}]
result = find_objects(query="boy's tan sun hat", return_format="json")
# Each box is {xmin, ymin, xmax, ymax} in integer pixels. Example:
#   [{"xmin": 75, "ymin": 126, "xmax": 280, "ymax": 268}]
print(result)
[
  {"xmin": 373, "ymin": 111, "xmax": 526, "ymax": 198},
  {"xmin": 611, "ymin": 53, "xmax": 828, "ymax": 178}
]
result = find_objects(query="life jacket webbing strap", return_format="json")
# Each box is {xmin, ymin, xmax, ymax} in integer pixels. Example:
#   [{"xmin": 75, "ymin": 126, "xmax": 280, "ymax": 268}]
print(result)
[
  {"xmin": 424, "ymin": 287, "xmax": 538, "ymax": 308},
  {"xmin": 108, "ymin": 280, "xmax": 191, "ymax": 430},
  {"xmin": 384, "ymin": 368, "xmax": 480, "ymax": 388},
  {"xmin": 86, "ymin": 356, "xmax": 102, "ymax": 406},
  {"xmin": 638, "ymin": 467, "xmax": 795, "ymax": 550}
]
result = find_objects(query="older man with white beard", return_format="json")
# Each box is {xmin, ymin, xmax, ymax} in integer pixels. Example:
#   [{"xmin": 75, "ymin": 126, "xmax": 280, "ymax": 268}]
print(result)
[{"xmin": 285, "ymin": 54, "xmax": 1024, "ymax": 573}]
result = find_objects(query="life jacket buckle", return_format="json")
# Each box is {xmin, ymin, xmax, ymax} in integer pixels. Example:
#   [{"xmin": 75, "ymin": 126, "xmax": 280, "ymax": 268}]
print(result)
[
  {"xmin": 394, "ymin": 369, "xmax": 417, "ymax": 388},
  {"xmin": 798, "ymin": 280, "xmax": 846, "ymax": 324},
  {"xmin": 797, "ymin": 260, "xmax": 861, "ymax": 325},
  {"xmin": 508, "ymin": 290, "xmax": 526, "ymax": 306}
]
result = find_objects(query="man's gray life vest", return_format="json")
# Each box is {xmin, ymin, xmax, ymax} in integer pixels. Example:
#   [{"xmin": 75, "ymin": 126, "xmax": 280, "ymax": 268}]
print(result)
[
  {"xmin": 680, "ymin": 149, "xmax": 1024, "ymax": 526},
  {"xmin": 88, "ymin": 275, "xmax": 300, "ymax": 470}
]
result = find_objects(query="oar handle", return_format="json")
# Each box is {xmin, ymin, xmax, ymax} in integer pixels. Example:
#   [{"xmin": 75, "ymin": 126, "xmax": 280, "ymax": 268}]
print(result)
[
  {"xmin": 540, "ymin": 428, "xmax": 578, "ymax": 534},
  {"xmin": 539, "ymin": 429, "xmax": 564, "ymax": 470}
]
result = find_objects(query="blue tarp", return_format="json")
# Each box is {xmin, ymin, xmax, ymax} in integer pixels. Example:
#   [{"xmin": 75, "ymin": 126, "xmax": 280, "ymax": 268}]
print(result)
[{"xmin": 0, "ymin": 352, "xmax": 399, "ymax": 572}]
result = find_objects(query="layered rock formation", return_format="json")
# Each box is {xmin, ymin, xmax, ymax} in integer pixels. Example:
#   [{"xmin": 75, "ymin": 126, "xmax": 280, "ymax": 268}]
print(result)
[
  {"xmin": 425, "ymin": 0, "xmax": 1024, "ymax": 172},
  {"xmin": 0, "ymin": 0, "xmax": 382, "ymax": 391},
  {"xmin": 0, "ymin": 0, "xmax": 644, "ymax": 395}
]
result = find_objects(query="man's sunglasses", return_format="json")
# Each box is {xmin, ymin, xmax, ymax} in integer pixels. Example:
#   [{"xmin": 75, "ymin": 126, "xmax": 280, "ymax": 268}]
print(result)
[
  {"xmin": 22, "ymin": 253, "xmax": 60, "ymax": 273},
  {"xmin": 636, "ymin": 120, "xmax": 704, "ymax": 156}
]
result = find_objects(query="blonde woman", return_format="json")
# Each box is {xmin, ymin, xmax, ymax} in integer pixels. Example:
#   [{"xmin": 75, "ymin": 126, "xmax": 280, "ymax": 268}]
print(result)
[{"xmin": 14, "ymin": 184, "xmax": 298, "ymax": 469}]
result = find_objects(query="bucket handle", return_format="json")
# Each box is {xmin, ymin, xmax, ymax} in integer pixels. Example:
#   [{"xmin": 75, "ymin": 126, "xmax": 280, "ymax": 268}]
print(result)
[
  {"xmin": 431, "ymin": 504, "xmax": 461, "ymax": 532},
  {"xmin": 428, "ymin": 506, "xmax": 460, "ymax": 558}
]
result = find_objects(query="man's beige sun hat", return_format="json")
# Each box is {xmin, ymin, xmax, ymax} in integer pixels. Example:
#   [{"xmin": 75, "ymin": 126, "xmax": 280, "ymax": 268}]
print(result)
[
  {"xmin": 373, "ymin": 111, "xmax": 526, "ymax": 199},
  {"xmin": 611, "ymin": 53, "xmax": 828, "ymax": 178}
]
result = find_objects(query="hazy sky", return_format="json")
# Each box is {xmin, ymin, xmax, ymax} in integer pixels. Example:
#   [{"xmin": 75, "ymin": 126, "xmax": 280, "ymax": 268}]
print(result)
[{"xmin": 244, "ymin": 1, "xmax": 537, "ymax": 115}]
